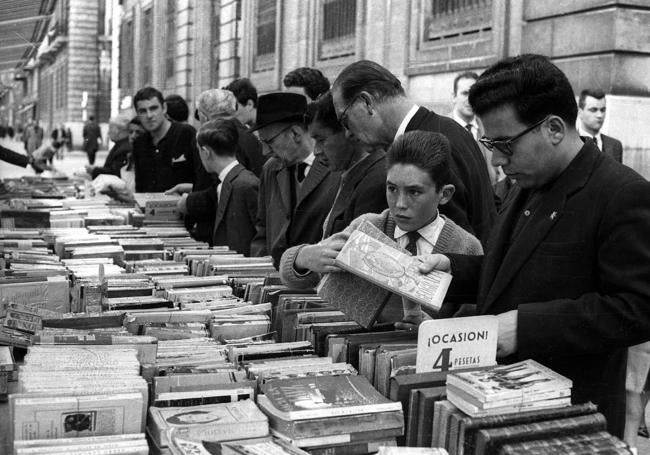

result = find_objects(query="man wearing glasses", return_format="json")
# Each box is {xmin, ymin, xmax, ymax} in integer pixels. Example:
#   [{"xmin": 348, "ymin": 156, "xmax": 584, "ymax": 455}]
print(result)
[
  {"xmin": 420, "ymin": 54, "xmax": 650, "ymax": 438},
  {"xmin": 331, "ymin": 60, "xmax": 496, "ymax": 246},
  {"xmin": 249, "ymin": 92, "xmax": 339, "ymax": 268}
]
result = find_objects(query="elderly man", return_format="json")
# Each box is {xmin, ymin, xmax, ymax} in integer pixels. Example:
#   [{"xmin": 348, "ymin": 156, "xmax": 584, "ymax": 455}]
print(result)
[
  {"xmin": 86, "ymin": 114, "xmax": 131, "ymax": 179},
  {"xmin": 422, "ymin": 54, "xmax": 650, "ymax": 437},
  {"xmin": 249, "ymin": 92, "xmax": 339, "ymax": 268},
  {"xmin": 331, "ymin": 60, "xmax": 495, "ymax": 244}
]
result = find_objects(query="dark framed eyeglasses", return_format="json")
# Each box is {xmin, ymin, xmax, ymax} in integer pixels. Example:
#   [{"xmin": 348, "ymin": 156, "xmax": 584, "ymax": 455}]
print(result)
[
  {"xmin": 337, "ymin": 94, "xmax": 362, "ymax": 129},
  {"xmin": 479, "ymin": 115, "xmax": 549, "ymax": 156},
  {"xmin": 260, "ymin": 125, "xmax": 293, "ymax": 147}
]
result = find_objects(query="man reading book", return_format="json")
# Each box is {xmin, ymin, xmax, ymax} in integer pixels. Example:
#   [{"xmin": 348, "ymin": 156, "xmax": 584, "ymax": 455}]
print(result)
[
  {"xmin": 280, "ymin": 130, "xmax": 483, "ymax": 326},
  {"xmin": 417, "ymin": 54, "xmax": 650, "ymax": 438}
]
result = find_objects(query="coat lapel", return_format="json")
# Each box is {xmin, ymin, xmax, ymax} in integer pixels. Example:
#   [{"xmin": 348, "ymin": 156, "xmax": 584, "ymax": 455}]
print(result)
[
  {"xmin": 481, "ymin": 143, "xmax": 599, "ymax": 312},
  {"xmin": 275, "ymin": 164, "xmax": 292, "ymax": 214},
  {"xmin": 296, "ymin": 158, "xmax": 330, "ymax": 208}
]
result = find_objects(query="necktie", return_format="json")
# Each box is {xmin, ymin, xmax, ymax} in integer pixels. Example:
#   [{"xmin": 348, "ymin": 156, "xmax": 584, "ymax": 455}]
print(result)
[
  {"xmin": 296, "ymin": 162, "xmax": 308, "ymax": 183},
  {"xmin": 405, "ymin": 231, "xmax": 419, "ymax": 256},
  {"xmin": 592, "ymin": 136, "xmax": 600, "ymax": 151},
  {"xmin": 465, "ymin": 123, "xmax": 473, "ymax": 133}
]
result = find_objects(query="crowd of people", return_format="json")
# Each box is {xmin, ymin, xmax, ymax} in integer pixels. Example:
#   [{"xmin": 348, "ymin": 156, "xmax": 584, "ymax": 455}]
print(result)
[{"xmin": 1, "ymin": 55, "xmax": 649, "ymax": 445}]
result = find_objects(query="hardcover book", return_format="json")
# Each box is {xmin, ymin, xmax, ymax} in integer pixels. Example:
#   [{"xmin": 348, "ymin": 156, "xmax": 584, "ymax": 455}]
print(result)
[
  {"xmin": 332, "ymin": 220, "xmax": 452, "ymax": 313},
  {"xmin": 259, "ymin": 375, "xmax": 402, "ymax": 421}
]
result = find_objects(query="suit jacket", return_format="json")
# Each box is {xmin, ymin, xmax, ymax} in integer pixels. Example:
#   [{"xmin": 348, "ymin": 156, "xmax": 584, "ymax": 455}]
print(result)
[
  {"xmin": 405, "ymin": 107, "xmax": 496, "ymax": 244},
  {"xmin": 601, "ymin": 133, "xmax": 623, "ymax": 163},
  {"xmin": 447, "ymin": 140, "xmax": 650, "ymax": 437},
  {"xmin": 185, "ymin": 164, "xmax": 259, "ymax": 255},
  {"xmin": 322, "ymin": 151, "xmax": 388, "ymax": 238},
  {"xmin": 0, "ymin": 144, "xmax": 29, "ymax": 168},
  {"xmin": 232, "ymin": 119, "xmax": 268, "ymax": 177},
  {"xmin": 91, "ymin": 137, "xmax": 130, "ymax": 179},
  {"xmin": 250, "ymin": 155, "xmax": 340, "ymax": 268}
]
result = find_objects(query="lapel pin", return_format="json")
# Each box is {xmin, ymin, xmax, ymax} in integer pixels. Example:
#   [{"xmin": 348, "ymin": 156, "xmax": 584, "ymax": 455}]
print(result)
[{"xmin": 550, "ymin": 211, "xmax": 557, "ymax": 220}]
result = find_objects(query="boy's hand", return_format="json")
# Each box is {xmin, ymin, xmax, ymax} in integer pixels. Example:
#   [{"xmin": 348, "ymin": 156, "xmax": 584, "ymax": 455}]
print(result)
[
  {"xmin": 294, "ymin": 234, "xmax": 349, "ymax": 273},
  {"xmin": 165, "ymin": 183, "xmax": 193, "ymax": 195},
  {"xmin": 176, "ymin": 194, "xmax": 189, "ymax": 215},
  {"xmin": 416, "ymin": 254, "xmax": 451, "ymax": 274}
]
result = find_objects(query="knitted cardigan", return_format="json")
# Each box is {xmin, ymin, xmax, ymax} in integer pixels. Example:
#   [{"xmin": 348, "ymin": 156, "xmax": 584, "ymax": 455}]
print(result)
[{"xmin": 279, "ymin": 208, "xmax": 483, "ymax": 289}]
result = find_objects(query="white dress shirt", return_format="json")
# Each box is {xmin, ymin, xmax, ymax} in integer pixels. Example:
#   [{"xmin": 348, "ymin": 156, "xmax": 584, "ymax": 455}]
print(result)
[
  {"xmin": 216, "ymin": 160, "xmax": 239, "ymax": 200},
  {"xmin": 394, "ymin": 105, "xmax": 421, "ymax": 142},
  {"xmin": 578, "ymin": 126, "xmax": 603, "ymax": 151},
  {"xmin": 393, "ymin": 212, "xmax": 446, "ymax": 255}
]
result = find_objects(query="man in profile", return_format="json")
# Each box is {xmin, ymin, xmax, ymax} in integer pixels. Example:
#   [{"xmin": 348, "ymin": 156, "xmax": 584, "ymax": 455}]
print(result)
[
  {"xmin": 331, "ymin": 60, "xmax": 496, "ymax": 244},
  {"xmin": 224, "ymin": 78, "xmax": 258, "ymax": 128},
  {"xmin": 577, "ymin": 88, "xmax": 623, "ymax": 162}
]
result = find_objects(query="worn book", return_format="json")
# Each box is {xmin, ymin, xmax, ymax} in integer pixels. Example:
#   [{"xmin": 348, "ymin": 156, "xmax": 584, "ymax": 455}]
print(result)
[
  {"xmin": 259, "ymin": 375, "xmax": 402, "ymax": 421},
  {"xmin": 446, "ymin": 359, "xmax": 572, "ymax": 403},
  {"xmin": 333, "ymin": 220, "xmax": 452, "ymax": 312},
  {"xmin": 13, "ymin": 433, "xmax": 149, "ymax": 455},
  {"xmin": 148, "ymin": 399, "xmax": 269, "ymax": 448},
  {"xmin": 498, "ymin": 431, "xmax": 630, "ymax": 455}
]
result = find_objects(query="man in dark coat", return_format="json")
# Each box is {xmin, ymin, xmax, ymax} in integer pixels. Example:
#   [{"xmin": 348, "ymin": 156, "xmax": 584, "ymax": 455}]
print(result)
[
  {"xmin": 82, "ymin": 116, "xmax": 102, "ymax": 165},
  {"xmin": 578, "ymin": 88, "xmax": 624, "ymax": 163},
  {"xmin": 85, "ymin": 114, "xmax": 131, "ymax": 179},
  {"xmin": 331, "ymin": 60, "xmax": 496, "ymax": 245},
  {"xmin": 421, "ymin": 54, "xmax": 650, "ymax": 437},
  {"xmin": 249, "ymin": 92, "xmax": 339, "ymax": 268},
  {"xmin": 180, "ymin": 119, "xmax": 259, "ymax": 255}
]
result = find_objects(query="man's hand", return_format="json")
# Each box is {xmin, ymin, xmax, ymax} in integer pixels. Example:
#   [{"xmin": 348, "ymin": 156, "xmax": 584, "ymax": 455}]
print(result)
[
  {"xmin": 176, "ymin": 194, "xmax": 189, "ymax": 215},
  {"xmin": 416, "ymin": 254, "xmax": 451, "ymax": 274},
  {"xmin": 496, "ymin": 310, "xmax": 518, "ymax": 358},
  {"xmin": 165, "ymin": 183, "xmax": 193, "ymax": 195},
  {"xmin": 294, "ymin": 234, "xmax": 349, "ymax": 274}
]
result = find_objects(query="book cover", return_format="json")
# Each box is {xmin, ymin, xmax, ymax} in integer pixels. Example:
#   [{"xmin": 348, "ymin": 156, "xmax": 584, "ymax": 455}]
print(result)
[
  {"xmin": 259, "ymin": 375, "xmax": 402, "ymax": 421},
  {"xmin": 415, "ymin": 386, "xmax": 446, "ymax": 448},
  {"xmin": 448, "ymin": 392, "xmax": 571, "ymax": 418},
  {"xmin": 148, "ymin": 399, "xmax": 269, "ymax": 448},
  {"xmin": 333, "ymin": 221, "xmax": 452, "ymax": 312},
  {"xmin": 446, "ymin": 359, "xmax": 572, "ymax": 403}
]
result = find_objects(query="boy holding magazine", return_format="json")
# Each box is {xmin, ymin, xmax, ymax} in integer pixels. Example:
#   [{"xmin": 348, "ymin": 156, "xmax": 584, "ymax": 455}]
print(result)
[{"xmin": 279, "ymin": 130, "xmax": 483, "ymax": 326}]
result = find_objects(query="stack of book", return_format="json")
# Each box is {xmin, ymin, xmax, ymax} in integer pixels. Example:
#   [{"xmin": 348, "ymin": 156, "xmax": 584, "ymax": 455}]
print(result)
[
  {"xmin": 445, "ymin": 360, "xmax": 572, "ymax": 418},
  {"xmin": 258, "ymin": 375, "xmax": 404, "ymax": 453},
  {"xmin": 133, "ymin": 193, "xmax": 181, "ymax": 225},
  {"xmin": 10, "ymin": 345, "xmax": 147, "ymax": 445},
  {"xmin": 12, "ymin": 433, "xmax": 150, "ymax": 455}
]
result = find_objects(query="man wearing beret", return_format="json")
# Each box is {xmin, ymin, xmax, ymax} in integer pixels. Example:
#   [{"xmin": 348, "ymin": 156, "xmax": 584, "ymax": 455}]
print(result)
[{"xmin": 250, "ymin": 92, "xmax": 340, "ymax": 268}]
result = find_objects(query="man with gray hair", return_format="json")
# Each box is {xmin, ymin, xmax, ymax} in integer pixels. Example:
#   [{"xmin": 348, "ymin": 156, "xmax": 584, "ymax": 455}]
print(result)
[{"xmin": 85, "ymin": 114, "xmax": 131, "ymax": 179}]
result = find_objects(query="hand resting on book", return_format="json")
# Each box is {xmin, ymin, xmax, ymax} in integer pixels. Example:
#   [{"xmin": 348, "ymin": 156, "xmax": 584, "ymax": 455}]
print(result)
[
  {"xmin": 496, "ymin": 309, "xmax": 518, "ymax": 358},
  {"xmin": 415, "ymin": 253, "xmax": 452, "ymax": 274},
  {"xmin": 294, "ymin": 232, "xmax": 349, "ymax": 274}
]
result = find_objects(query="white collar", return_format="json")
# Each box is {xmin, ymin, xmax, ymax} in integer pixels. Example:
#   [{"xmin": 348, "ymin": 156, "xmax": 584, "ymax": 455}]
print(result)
[
  {"xmin": 218, "ymin": 160, "xmax": 239, "ymax": 183},
  {"xmin": 394, "ymin": 105, "xmax": 420, "ymax": 142},
  {"xmin": 301, "ymin": 153, "xmax": 315, "ymax": 167},
  {"xmin": 578, "ymin": 126, "xmax": 601, "ymax": 141},
  {"xmin": 394, "ymin": 211, "xmax": 445, "ymax": 248},
  {"xmin": 452, "ymin": 111, "xmax": 478, "ymax": 131}
]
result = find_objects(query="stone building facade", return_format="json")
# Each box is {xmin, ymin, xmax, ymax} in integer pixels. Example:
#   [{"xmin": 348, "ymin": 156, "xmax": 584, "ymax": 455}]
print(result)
[
  {"xmin": 23, "ymin": 0, "xmax": 113, "ymax": 143},
  {"xmin": 116, "ymin": 0, "xmax": 650, "ymax": 175}
]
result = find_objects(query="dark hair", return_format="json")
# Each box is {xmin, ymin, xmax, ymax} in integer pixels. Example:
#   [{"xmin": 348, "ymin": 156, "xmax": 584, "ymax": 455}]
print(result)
[
  {"xmin": 164, "ymin": 94, "xmax": 189, "ymax": 122},
  {"xmin": 196, "ymin": 118, "xmax": 239, "ymax": 157},
  {"xmin": 304, "ymin": 91, "xmax": 342, "ymax": 133},
  {"xmin": 129, "ymin": 116, "xmax": 142, "ymax": 126},
  {"xmin": 333, "ymin": 60, "xmax": 405, "ymax": 104},
  {"xmin": 133, "ymin": 86, "xmax": 165, "ymax": 108},
  {"xmin": 453, "ymin": 71, "xmax": 479, "ymax": 95},
  {"xmin": 387, "ymin": 131, "xmax": 451, "ymax": 189},
  {"xmin": 283, "ymin": 67, "xmax": 330, "ymax": 101},
  {"xmin": 88, "ymin": 116, "xmax": 95, "ymax": 121},
  {"xmin": 225, "ymin": 78, "xmax": 258, "ymax": 108},
  {"xmin": 578, "ymin": 88, "xmax": 606, "ymax": 109},
  {"xmin": 469, "ymin": 54, "xmax": 577, "ymax": 126}
]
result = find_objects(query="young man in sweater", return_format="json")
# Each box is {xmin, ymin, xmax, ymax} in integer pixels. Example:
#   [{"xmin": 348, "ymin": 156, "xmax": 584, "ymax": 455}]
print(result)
[{"xmin": 280, "ymin": 130, "xmax": 482, "ymax": 325}]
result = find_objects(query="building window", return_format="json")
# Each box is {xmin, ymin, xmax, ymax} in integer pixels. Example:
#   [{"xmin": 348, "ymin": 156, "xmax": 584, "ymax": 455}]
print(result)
[
  {"xmin": 253, "ymin": 0, "xmax": 276, "ymax": 72},
  {"xmin": 318, "ymin": 0, "xmax": 356, "ymax": 60},
  {"xmin": 142, "ymin": 8, "xmax": 153, "ymax": 85},
  {"xmin": 120, "ymin": 20, "xmax": 134, "ymax": 93},
  {"xmin": 166, "ymin": 0, "xmax": 176, "ymax": 80},
  {"xmin": 426, "ymin": 0, "xmax": 492, "ymax": 42}
]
